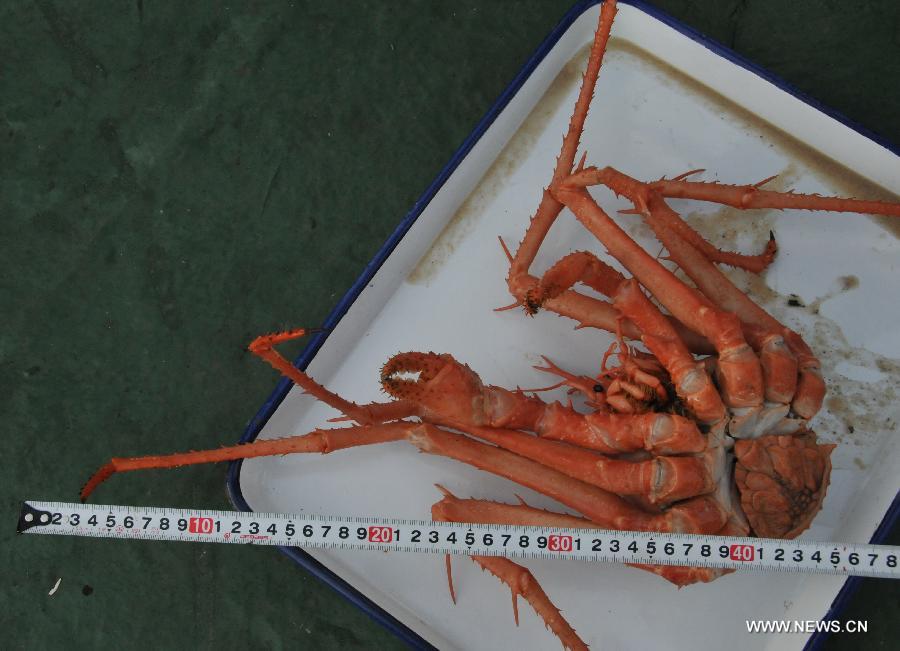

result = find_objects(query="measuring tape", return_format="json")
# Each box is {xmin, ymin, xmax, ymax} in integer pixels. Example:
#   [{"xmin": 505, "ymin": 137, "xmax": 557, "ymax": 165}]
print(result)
[{"xmin": 19, "ymin": 500, "xmax": 899, "ymax": 579}]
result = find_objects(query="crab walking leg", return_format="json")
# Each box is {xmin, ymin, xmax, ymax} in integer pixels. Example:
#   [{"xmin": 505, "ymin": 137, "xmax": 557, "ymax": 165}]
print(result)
[
  {"xmin": 512, "ymin": 254, "xmax": 728, "ymax": 422},
  {"xmin": 82, "ymin": 421, "xmax": 727, "ymax": 534},
  {"xmin": 410, "ymin": 425, "xmax": 727, "ymax": 533},
  {"xmin": 381, "ymin": 352, "xmax": 707, "ymax": 454},
  {"xmin": 430, "ymin": 493, "xmax": 589, "ymax": 651},
  {"xmin": 450, "ymin": 422, "xmax": 715, "ymax": 504},
  {"xmin": 500, "ymin": 237, "xmax": 716, "ymax": 354},
  {"xmin": 478, "ymin": 555, "xmax": 590, "ymax": 650},
  {"xmin": 505, "ymin": 262, "xmax": 715, "ymax": 354},
  {"xmin": 521, "ymin": 250, "xmax": 626, "ymax": 314},
  {"xmin": 538, "ymin": 406, "xmax": 706, "ymax": 455},
  {"xmin": 432, "ymin": 491, "xmax": 729, "ymax": 587},
  {"xmin": 611, "ymin": 279, "xmax": 726, "ymax": 424},
  {"xmin": 624, "ymin": 189, "xmax": 824, "ymax": 418},
  {"xmin": 640, "ymin": 212, "xmax": 776, "ymax": 273},
  {"xmin": 620, "ymin": 173, "xmax": 779, "ymax": 273},
  {"xmin": 466, "ymin": 556, "xmax": 588, "ymax": 651},
  {"xmin": 649, "ymin": 177, "xmax": 900, "ymax": 217},
  {"xmin": 552, "ymin": 184, "xmax": 763, "ymax": 408},
  {"xmin": 563, "ymin": 167, "xmax": 807, "ymax": 418},
  {"xmin": 637, "ymin": 195, "xmax": 804, "ymax": 404},
  {"xmin": 80, "ymin": 423, "xmax": 412, "ymax": 500},
  {"xmin": 507, "ymin": 0, "xmax": 618, "ymax": 295}
]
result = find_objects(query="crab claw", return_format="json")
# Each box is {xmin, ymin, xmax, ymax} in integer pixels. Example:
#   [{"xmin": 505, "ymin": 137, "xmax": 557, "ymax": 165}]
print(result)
[
  {"xmin": 381, "ymin": 353, "xmax": 486, "ymax": 424},
  {"xmin": 733, "ymin": 431, "xmax": 835, "ymax": 539}
]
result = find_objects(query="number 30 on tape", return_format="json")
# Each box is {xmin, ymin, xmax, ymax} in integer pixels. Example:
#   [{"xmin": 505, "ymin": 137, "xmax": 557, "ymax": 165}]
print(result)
[{"xmin": 18, "ymin": 500, "xmax": 900, "ymax": 579}]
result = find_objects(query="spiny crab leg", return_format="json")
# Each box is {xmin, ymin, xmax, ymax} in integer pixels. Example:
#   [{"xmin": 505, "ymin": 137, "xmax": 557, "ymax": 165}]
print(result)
[
  {"xmin": 507, "ymin": 0, "xmax": 618, "ymax": 302},
  {"xmin": 551, "ymin": 184, "xmax": 763, "ymax": 410},
  {"xmin": 500, "ymin": 238, "xmax": 717, "ymax": 356},
  {"xmin": 522, "ymin": 250, "xmax": 626, "ymax": 315},
  {"xmin": 432, "ymin": 489, "xmax": 730, "ymax": 588},
  {"xmin": 81, "ymin": 423, "xmax": 410, "ymax": 500},
  {"xmin": 599, "ymin": 175, "xmax": 824, "ymax": 419},
  {"xmin": 639, "ymin": 198, "xmax": 820, "ymax": 417},
  {"xmin": 558, "ymin": 168, "xmax": 811, "ymax": 426},
  {"xmin": 649, "ymin": 176, "xmax": 900, "ymax": 217},
  {"xmin": 190, "ymin": 327, "xmax": 712, "ymax": 464},
  {"xmin": 647, "ymin": 215, "xmax": 824, "ymax": 418},
  {"xmin": 462, "ymin": 555, "xmax": 587, "ymax": 651},
  {"xmin": 527, "ymin": 250, "xmax": 727, "ymax": 423},
  {"xmin": 432, "ymin": 490, "xmax": 589, "ymax": 651},
  {"xmin": 569, "ymin": 167, "xmax": 802, "ymax": 410},
  {"xmin": 82, "ymin": 421, "xmax": 727, "ymax": 534},
  {"xmin": 611, "ymin": 279, "xmax": 726, "ymax": 424},
  {"xmin": 446, "ymin": 421, "xmax": 715, "ymax": 504},
  {"xmin": 621, "ymin": 171, "xmax": 780, "ymax": 273}
]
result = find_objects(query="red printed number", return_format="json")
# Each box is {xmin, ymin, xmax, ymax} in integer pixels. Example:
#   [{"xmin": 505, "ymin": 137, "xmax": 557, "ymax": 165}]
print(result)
[
  {"xmin": 729, "ymin": 544, "xmax": 755, "ymax": 562},
  {"xmin": 368, "ymin": 526, "xmax": 393, "ymax": 543},
  {"xmin": 189, "ymin": 517, "xmax": 214, "ymax": 534},
  {"xmin": 548, "ymin": 535, "xmax": 573, "ymax": 552}
]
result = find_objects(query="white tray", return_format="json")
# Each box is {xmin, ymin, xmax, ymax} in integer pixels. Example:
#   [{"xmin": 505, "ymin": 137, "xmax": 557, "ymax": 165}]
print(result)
[{"xmin": 231, "ymin": 2, "xmax": 900, "ymax": 649}]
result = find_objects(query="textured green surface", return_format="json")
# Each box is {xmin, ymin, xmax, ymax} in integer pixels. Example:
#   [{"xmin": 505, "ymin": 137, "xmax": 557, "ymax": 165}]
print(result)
[{"xmin": 2, "ymin": 0, "xmax": 897, "ymax": 648}]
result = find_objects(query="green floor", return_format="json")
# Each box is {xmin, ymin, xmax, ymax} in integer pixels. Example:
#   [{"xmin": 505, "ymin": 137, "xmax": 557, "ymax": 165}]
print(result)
[{"xmin": 2, "ymin": 1, "xmax": 897, "ymax": 648}]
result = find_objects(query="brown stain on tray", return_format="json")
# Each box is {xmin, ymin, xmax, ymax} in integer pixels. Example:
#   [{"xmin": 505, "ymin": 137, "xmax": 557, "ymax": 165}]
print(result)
[
  {"xmin": 407, "ymin": 42, "xmax": 593, "ymax": 285},
  {"xmin": 409, "ymin": 37, "xmax": 898, "ymax": 286}
]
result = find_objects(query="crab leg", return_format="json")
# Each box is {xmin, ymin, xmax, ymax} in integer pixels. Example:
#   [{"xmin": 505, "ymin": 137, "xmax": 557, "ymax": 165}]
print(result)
[
  {"xmin": 615, "ymin": 186, "xmax": 824, "ymax": 418},
  {"xmin": 82, "ymin": 421, "xmax": 727, "ymax": 534},
  {"xmin": 649, "ymin": 177, "xmax": 900, "ymax": 217},
  {"xmin": 432, "ymin": 490, "xmax": 729, "ymax": 588},
  {"xmin": 80, "ymin": 423, "xmax": 411, "ymax": 500},
  {"xmin": 505, "ymin": 248, "xmax": 725, "ymax": 422},
  {"xmin": 639, "ymin": 194, "xmax": 799, "ymax": 392},
  {"xmin": 430, "ymin": 490, "xmax": 588, "ymax": 651},
  {"xmin": 464, "ymin": 555, "xmax": 588, "ymax": 651},
  {"xmin": 521, "ymin": 250, "xmax": 626, "ymax": 314},
  {"xmin": 450, "ymin": 422, "xmax": 715, "ymax": 504},
  {"xmin": 226, "ymin": 332, "xmax": 710, "ymax": 459},
  {"xmin": 551, "ymin": 183, "xmax": 763, "ymax": 409},
  {"xmin": 507, "ymin": 0, "xmax": 618, "ymax": 297},
  {"xmin": 513, "ymin": 266, "xmax": 715, "ymax": 354},
  {"xmin": 626, "ymin": 206, "xmax": 777, "ymax": 273},
  {"xmin": 560, "ymin": 167, "xmax": 816, "ymax": 421},
  {"xmin": 500, "ymin": 239, "xmax": 716, "ymax": 355},
  {"xmin": 611, "ymin": 279, "xmax": 726, "ymax": 424},
  {"xmin": 537, "ymin": 406, "xmax": 705, "ymax": 455}
]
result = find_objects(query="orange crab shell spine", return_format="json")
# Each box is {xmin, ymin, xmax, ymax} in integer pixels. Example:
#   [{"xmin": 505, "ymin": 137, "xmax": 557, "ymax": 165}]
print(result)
[{"xmin": 650, "ymin": 178, "xmax": 900, "ymax": 217}]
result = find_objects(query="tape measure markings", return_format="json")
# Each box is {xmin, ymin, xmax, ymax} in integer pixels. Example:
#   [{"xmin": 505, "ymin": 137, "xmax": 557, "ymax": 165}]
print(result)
[{"xmin": 18, "ymin": 501, "xmax": 899, "ymax": 579}]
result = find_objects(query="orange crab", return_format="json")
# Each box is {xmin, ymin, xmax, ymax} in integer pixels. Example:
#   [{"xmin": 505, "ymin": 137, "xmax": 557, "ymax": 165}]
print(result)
[{"xmin": 81, "ymin": 2, "xmax": 900, "ymax": 648}]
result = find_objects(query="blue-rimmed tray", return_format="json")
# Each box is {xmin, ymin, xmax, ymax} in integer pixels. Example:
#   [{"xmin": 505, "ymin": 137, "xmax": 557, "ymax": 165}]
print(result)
[{"xmin": 228, "ymin": 2, "xmax": 900, "ymax": 649}]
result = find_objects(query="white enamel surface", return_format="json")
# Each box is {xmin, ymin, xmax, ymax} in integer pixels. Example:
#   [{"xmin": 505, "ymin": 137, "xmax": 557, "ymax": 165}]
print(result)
[{"xmin": 238, "ymin": 4, "xmax": 900, "ymax": 650}]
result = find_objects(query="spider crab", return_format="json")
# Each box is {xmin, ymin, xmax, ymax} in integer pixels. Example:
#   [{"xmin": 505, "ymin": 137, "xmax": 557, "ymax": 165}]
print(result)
[{"xmin": 82, "ymin": 2, "xmax": 900, "ymax": 648}]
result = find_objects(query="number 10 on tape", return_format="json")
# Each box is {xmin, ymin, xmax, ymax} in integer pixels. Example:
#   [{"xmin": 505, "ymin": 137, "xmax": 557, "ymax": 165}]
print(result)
[{"xmin": 17, "ymin": 501, "xmax": 900, "ymax": 579}]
